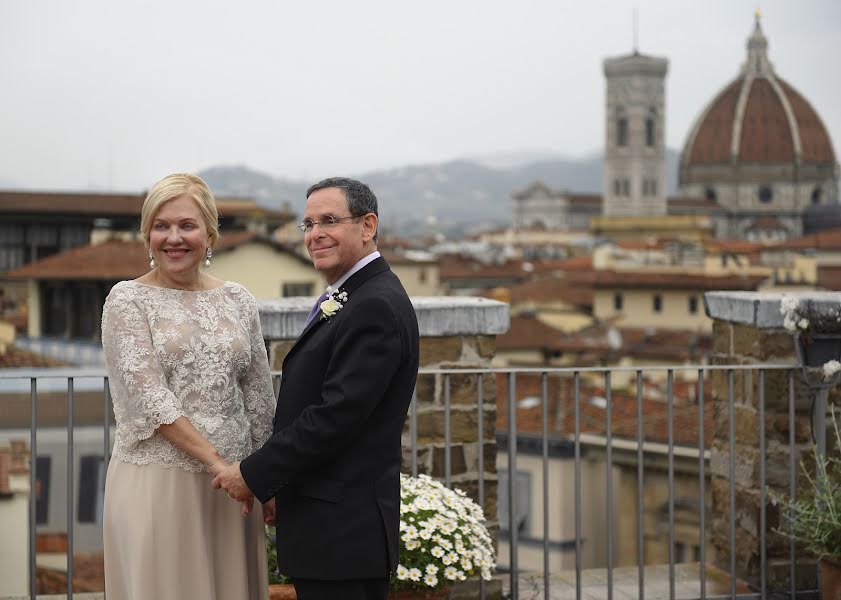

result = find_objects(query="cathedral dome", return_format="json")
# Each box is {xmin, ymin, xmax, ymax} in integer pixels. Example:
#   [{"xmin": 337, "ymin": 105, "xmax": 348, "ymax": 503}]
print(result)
[{"xmin": 680, "ymin": 15, "xmax": 836, "ymax": 180}]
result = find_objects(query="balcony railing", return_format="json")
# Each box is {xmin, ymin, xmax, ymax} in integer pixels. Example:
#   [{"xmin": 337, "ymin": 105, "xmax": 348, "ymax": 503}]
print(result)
[{"xmin": 0, "ymin": 362, "xmax": 824, "ymax": 600}]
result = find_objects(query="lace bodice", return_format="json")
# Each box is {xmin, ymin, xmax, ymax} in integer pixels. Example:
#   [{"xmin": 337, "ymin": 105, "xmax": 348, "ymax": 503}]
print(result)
[{"xmin": 101, "ymin": 280, "xmax": 276, "ymax": 473}]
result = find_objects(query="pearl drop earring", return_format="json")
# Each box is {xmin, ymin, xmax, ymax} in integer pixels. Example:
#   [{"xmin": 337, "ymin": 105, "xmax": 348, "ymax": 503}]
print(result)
[
  {"xmin": 205, "ymin": 248, "xmax": 212, "ymax": 268},
  {"xmin": 149, "ymin": 250, "xmax": 156, "ymax": 269}
]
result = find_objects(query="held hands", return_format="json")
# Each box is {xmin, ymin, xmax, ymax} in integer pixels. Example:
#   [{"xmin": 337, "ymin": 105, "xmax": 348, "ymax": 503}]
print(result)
[{"xmin": 210, "ymin": 460, "xmax": 254, "ymax": 507}]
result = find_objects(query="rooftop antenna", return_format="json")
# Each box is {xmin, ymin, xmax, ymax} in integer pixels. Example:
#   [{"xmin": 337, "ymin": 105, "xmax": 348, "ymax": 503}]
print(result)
[{"xmin": 633, "ymin": 7, "xmax": 639, "ymax": 53}]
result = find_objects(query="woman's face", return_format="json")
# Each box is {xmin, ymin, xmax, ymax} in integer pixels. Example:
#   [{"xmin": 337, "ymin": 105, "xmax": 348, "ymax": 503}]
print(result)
[{"xmin": 149, "ymin": 195, "xmax": 210, "ymax": 279}]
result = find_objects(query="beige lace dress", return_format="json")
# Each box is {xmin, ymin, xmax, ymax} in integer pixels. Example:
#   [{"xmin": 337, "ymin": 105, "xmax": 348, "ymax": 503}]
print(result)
[{"xmin": 101, "ymin": 280, "xmax": 276, "ymax": 600}]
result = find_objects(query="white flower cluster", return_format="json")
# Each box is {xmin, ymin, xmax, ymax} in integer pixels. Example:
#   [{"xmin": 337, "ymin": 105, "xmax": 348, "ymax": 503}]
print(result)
[
  {"xmin": 823, "ymin": 360, "xmax": 841, "ymax": 381},
  {"xmin": 780, "ymin": 295, "xmax": 809, "ymax": 332},
  {"xmin": 393, "ymin": 474, "xmax": 496, "ymax": 591},
  {"xmin": 320, "ymin": 287, "xmax": 348, "ymax": 320}
]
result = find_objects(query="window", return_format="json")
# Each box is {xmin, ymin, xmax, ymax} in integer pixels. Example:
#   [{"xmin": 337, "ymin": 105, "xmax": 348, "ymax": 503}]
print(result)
[
  {"xmin": 498, "ymin": 470, "xmax": 531, "ymax": 535},
  {"xmin": 705, "ymin": 187, "xmax": 717, "ymax": 202},
  {"xmin": 688, "ymin": 295, "xmax": 698, "ymax": 314},
  {"xmin": 616, "ymin": 107, "xmax": 628, "ymax": 147},
  {"xmin": 645, "ymin": 107, "xmax": 656, "ymax": 147},
  {"xmin": 812, "ymin": 186, "xmax": 823, "ymax": 205},
  {"xmin": 282, "ymin": 282, "xmax": 314, "ymax": 297},
  {"xmin": 614, "ymin": 293, "xmax": 624, "ymax": 311},
  {"xmin": 675, "ymin": 542, "xmax": 701, "ymax": 563},
  {"xmin": 653, "ymin": 294, "xmax": 663, "ymax": 313},
  {"xmin": 78, "ymin": 455, "xmax": 104, "ymax": 524},
  {"xmin": 643, "ymin": 178, "xmax": 658, "ymax": 197},
  {"xmin": 759, "ymin": 186, "xmax": 773, "ymax": 203},
  {"xmin": 35, "ymin": 456, "xmax": 51, "ymax": 525},
  {"xmin": 622, "ymin": 179, "xmax": 630, "ymax": 196}
]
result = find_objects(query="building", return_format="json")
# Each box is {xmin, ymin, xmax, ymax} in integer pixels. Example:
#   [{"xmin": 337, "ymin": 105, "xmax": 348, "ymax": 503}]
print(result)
[
  {"xmin": 512, "ymin": 15, "xmax": 838, "ymax": 241},
  {"xmin": 678, "ymin": 14, "xmax": 839, "ymax": 240},
  {"xmin": 602, "ymin": 49, "xmax": 669, "ymax": 217},
  {"xmin": 4, "ymin": 233, "xmax": 323, "ymax": 340}
]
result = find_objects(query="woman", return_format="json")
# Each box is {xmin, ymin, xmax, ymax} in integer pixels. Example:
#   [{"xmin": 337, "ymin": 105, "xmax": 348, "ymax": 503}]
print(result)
[{"xmin": 101, "ymin": 173, "xmax": 276, "ymax": 599}]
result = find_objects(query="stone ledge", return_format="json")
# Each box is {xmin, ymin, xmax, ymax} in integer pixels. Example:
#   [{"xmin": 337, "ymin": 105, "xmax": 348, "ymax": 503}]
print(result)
[
  {"xmin": 258, "ymin": 296, "xmax": 510, "ymax": 340},
  {"xmin": 705, "ymin": 291, "xmax": 841, "ymax": 329}
]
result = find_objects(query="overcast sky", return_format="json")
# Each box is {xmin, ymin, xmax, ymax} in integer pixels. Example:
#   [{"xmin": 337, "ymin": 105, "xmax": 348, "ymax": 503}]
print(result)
[{"xmin": 1, "ymin": 0, "xmax": 839, "ymax": 192}]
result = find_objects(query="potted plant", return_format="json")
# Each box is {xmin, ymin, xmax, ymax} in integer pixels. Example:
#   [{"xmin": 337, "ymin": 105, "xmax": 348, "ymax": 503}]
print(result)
[
  {"xmin": 770, "ymin": 406, "xmax": 841, "ymax": 598},
  {"xmin": 389, "ymin": 474, "xmax": 496, "ymax": 599}
]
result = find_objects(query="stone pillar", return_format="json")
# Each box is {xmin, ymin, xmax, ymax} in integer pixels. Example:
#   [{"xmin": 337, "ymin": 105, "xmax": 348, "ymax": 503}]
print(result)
[
  {"xmin": 704, "ymin": 291, "xmax": 841, "ymax": 591},
  {"xmin": 258, "ymin": 296, "xmax": 509, "ymax": 525}
]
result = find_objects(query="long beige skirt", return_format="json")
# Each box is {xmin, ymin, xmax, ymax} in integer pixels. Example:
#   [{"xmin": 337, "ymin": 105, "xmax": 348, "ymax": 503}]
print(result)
[{"xmin": 103, "ymin": 459, "xmax": 268, "ymax": 600}]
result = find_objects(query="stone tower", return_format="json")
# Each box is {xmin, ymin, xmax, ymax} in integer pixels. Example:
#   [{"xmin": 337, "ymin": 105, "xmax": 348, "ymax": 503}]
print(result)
[{"xmin": 602, "ymin": 50, "xmax": 669, "ymax": 217}]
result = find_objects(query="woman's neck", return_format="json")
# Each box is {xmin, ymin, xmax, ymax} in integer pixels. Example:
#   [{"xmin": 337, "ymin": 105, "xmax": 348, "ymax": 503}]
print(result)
[{"xmin": 154, "ymin": 268, "xmax": 204, "ymax": 291}]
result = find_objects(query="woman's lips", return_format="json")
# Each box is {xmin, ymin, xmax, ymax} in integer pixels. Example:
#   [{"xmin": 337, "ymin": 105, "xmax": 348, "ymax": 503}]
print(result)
[{"xmin": 163, "ymin": 249, "xmax": 189, "ymax": 259}]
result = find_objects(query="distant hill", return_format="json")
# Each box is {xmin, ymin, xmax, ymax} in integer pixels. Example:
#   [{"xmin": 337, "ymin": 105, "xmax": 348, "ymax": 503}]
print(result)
[{"xmin": 199, "ymin": 149, "xmax": 681, "ymax": 235}]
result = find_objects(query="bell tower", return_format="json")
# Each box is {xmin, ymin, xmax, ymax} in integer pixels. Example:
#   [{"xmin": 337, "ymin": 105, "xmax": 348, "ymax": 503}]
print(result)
[{"xmin": 602, "ymin": 50, "xmax": 669, "ymax": 217}]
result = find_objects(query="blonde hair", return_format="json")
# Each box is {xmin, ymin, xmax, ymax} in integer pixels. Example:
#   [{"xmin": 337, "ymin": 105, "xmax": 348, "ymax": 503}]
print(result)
[{"xmin": 140, "ymin": 173, "xmax": 220, "ymax": 248}]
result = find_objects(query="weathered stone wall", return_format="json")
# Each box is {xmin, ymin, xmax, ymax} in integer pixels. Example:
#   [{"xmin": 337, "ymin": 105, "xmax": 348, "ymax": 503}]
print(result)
[{"xmin": 705, "ymin": 291, "xmax": 841, "ymax": 590}]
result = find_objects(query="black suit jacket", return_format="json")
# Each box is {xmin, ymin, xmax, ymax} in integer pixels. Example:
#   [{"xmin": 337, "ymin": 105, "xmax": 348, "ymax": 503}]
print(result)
[{"xmin": 240, "ymin": 257, "xmax": 419, "ymax": 580}]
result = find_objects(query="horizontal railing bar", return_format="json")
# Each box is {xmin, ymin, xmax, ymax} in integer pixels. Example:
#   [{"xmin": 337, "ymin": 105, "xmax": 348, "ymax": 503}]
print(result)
[{"xmin": 0, "ymin": 362, "xmax": 799, "ymax": 380}]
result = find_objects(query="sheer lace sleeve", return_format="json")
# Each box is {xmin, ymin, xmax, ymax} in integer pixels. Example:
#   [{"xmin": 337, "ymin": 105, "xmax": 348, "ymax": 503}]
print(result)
[
  {"xmin": 238, "ymin": 291, "xmax": 276, "ymax": 450},
  {"xmin": 102, "ymin": 283, "xmax": 184, "ymax": 449}
]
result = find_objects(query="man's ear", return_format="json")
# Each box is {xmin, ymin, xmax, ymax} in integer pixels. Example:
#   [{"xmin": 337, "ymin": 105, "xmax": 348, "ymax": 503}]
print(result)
[{"xmin": 361, "ymin": 213, "xmax": 378, "ymax": 242}]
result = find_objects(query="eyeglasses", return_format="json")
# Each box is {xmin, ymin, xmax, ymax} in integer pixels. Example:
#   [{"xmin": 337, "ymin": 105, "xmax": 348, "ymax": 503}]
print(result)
[{"xmin": 296, "ymin": 214, "xmax": 360, "ymax": 233}]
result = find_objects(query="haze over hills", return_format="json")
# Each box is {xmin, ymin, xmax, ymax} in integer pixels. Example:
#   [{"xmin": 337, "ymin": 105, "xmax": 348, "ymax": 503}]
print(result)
[{"xmin": 199, "ymin": 149, "xmax": 681, "ymax": 235}]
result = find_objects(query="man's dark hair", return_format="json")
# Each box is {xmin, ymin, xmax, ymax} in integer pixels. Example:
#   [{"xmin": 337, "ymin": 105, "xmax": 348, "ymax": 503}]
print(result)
[{"xmin": 307, "ymin": 177, "xmax": 378, "ymax": 241}]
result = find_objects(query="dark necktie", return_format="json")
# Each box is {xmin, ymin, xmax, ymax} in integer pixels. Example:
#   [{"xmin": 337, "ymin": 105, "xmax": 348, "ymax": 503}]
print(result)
[{"xmin": 304, "ymin": 291, "xmax": 330, "ymax": 327}]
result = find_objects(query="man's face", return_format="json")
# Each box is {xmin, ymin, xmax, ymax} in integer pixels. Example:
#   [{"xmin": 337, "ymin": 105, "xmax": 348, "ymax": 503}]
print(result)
[{"xmin": 304, "ymin": 187, "xmax": 368, "ymax": 284}]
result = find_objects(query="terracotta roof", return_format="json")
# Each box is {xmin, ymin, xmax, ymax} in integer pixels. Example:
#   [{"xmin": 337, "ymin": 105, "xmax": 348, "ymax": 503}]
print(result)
[
  {"xmin": 0, "ymin": 191, "xmax": 292, "ymax": 220},
  {"xmin": 770, "ymin": 227, "xmax": 841, "ymax": 251},
  {"xmin": 496, "ymin": 372, "xmax": 713, "ymax": 447},
  {"xmin": 552, "ymin": 325, "xmax": 712, "ymax": 362},
  {"xmin": 2, "ymin": 234, "xmax": 308, "ymax": 280},
  {"xmin": 2, "ymin": 239, "xmax": 148, "ymax": 280},
  {"xmin": 496, "ymin": 315, "xmax": 566, "ymax": 352},
  {"xmin": 591, "ymin": 269, "xmax": 767, "ymax": 291},
  {"xmin": 683, "ymin": 21, "xmax": 835, "ymax": 167},
  {"xmin": 439, "ymin": 256, "xmax": 534, "ymax": 281},
  {"xmin": 508, "ymin": 277, "xmax": 594, "ymax": 308}
]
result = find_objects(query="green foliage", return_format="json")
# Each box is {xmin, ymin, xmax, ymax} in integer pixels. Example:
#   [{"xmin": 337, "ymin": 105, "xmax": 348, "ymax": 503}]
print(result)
[
  {"xmin": 770, "ymin": 407, "xmax": 841, "ymax": 561},
  {"xmin": 265, "ymin": 526, "xmax": 291, "ymax": 585}
]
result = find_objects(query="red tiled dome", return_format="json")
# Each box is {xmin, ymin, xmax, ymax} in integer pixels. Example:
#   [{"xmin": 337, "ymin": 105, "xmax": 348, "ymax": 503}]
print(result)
[{"xmin": 682, "ymin": 18, "xmax": 835, "ymax": 168}]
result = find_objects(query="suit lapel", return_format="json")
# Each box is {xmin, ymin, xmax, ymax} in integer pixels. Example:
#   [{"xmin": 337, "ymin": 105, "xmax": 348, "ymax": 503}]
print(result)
[{"xmin": 283, "ymin": 257, "xmax": 391, "ymax": 363}]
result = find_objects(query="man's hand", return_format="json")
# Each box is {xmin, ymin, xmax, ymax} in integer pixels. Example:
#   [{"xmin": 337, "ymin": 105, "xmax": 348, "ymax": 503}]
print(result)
[
  {"xmin": 262, "ymin": 497, "xmax": 276, "ymax": 526},
  {"xmin": 211, "ymin": 461, "xmax": 253, "ymax": 502}
]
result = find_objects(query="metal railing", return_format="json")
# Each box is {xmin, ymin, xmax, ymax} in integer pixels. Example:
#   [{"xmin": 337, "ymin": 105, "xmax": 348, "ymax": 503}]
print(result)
[{"xmin": 0, "ymin": 362, "xmax": 824, "ymax": 599}]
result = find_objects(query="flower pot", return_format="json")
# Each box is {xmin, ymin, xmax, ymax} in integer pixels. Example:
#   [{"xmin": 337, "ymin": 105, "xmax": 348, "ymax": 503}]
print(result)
[
  {"xmin": 822, "ymin": 559, "xmax": 841, "ymax": 600},
  {"xmin": 268, "ymin": 583, "xmax": 297, "ymax": 600},
  {"xmin": 801, "ymin": 334, "xmax": 841, "ymax": 367},
  {"xmin": 388, "ymin": 587, "xmax": 451, "ymax": 600}
]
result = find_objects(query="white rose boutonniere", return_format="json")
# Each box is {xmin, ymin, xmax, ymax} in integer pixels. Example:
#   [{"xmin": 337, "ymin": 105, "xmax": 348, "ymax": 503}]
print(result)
[{"xmin": 320, "ymin": 288, "xmax": 348, "ymax": 321}]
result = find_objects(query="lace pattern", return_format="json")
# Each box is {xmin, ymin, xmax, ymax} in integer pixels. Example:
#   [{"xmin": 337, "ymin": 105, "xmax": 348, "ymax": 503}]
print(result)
[{"xmin": 102, "ymin": 281, "xmax": 276, "ymax": 473}]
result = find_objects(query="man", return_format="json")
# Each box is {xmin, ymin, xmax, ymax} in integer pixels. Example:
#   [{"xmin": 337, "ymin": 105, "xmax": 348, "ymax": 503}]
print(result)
[{"xmin": 212, "ymin": 177, "xmax": 420, "ymax": 600}]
